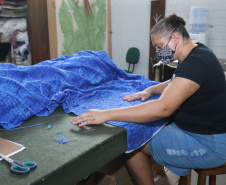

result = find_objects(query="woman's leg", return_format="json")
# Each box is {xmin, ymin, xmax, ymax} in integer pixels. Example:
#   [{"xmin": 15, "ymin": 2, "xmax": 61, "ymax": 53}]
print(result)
[{"xmin": 125, "ymin": 144, "xmax": 155, "ymax": 185}]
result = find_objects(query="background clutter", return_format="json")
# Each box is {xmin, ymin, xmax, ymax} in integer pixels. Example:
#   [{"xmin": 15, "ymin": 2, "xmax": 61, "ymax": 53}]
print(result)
[{"xmin": 0, "ymin": 0, "xmax": 31, "ymax": 65}]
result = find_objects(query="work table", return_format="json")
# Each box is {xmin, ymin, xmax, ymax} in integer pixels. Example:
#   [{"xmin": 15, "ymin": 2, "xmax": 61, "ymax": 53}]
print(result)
[{"xmin": 0, "ymin": 107, "xmax": 127, "ymax": 185}]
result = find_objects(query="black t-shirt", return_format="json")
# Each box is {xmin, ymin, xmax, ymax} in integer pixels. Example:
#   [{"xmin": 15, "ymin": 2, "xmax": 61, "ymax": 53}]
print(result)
[{"xmin": 172, "ymin": 43, "xmax": 226, "ymax": 134}]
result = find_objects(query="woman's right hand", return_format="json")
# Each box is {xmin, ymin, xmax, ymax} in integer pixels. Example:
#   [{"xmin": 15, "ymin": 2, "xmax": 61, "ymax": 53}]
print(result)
[{"xmin": 122, "ymin": 89, "xmax": 151, "ymax": 102}]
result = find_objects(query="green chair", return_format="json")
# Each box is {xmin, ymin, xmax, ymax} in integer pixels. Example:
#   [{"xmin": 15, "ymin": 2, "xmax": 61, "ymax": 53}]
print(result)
[{"xmin": 124, "ymin": 47, "xmax": 140, "ymax": 74}]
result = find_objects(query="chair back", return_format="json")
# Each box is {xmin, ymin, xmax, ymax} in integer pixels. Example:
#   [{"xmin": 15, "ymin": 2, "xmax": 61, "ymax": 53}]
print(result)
[{"xmin": 126, "ymin": 47, "xmax": 140, "ymax": 64}]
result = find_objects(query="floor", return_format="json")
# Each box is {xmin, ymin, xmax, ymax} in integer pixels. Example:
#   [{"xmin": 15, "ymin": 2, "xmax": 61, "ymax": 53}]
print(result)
[
  {"xmin": 155, "ymin": 169, "xmax": 226, "ymax": 185},
  {"xmin": 79, "ymin": 155, "xmax": 226, "ymax": 185},
  {"xmin": 115, "ymin": 168, "xmax": 226, "ymax": 185}
]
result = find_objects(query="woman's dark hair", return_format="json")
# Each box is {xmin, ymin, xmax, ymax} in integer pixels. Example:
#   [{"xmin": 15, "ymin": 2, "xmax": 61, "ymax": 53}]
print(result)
[{"xmin": 150, "ymin": 14, "xmax": 190, "ymax": 39}]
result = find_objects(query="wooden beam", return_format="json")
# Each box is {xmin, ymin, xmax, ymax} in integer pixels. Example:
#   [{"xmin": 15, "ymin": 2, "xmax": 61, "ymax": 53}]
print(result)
[
  {"xmin": 149, "ymin": 0, "xmax": 166, "ymax": 80},
  {"xmin": 47, "ymin": 0, "xmax": 58, "ymax": 59},
  {"xmin": 27, "ymin": 0, "xmax": 50, "ymax": 64}
]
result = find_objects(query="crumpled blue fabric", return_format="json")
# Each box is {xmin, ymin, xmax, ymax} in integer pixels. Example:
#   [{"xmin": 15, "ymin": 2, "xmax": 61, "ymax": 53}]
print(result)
[{"xmin": 0, "ymin": 50, "xmax": 167, "ymax": 152}]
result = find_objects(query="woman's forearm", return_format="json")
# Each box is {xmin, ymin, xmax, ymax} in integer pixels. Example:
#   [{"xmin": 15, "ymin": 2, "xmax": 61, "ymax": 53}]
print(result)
[
  {"xmin": 146, "ymin": 80, "xmax": 170, "ymax": 95},
  {"xmin": 106, "ymin": 99, "xmax": 168, "ymax": 123}
]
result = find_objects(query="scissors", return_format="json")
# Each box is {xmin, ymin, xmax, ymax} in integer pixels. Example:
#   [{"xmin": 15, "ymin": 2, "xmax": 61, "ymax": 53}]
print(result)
[{"xmin": 0, "ymin": 153, "xmax": 37, "ymax": 175}]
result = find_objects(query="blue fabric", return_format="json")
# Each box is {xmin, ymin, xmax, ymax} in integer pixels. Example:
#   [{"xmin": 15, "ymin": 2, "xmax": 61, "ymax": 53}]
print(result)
[
  {"xmin": 148, "ymin": 123, "xmax": 226, "ymax": 176},
  {"xmin": 0, "ymin": 50, "xmax": 167, "ymax": 152}
]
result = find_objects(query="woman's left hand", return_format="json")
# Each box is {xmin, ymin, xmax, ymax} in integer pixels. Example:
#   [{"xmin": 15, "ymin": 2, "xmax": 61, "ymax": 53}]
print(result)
[
  {"xmin": 123, "ymin": 90, "xmax": 151, "ymax": 102},
  {"xmin": 70, "ymin": 109, "xmax": 109, "ymax": 127}
]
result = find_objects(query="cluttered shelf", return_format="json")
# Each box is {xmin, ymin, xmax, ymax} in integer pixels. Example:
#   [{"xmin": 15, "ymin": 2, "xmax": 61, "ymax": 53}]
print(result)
[
  {"xmin": 0, "ymin": 0, "xmax": 31, "ymax": 65},
  {"xmin": 0, "ymin": 0, "xmax": 27, "ymax": 17}
]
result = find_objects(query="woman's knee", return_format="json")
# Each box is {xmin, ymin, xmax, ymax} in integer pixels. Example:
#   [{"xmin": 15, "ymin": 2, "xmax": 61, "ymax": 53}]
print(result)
[
  {"xmin": 141, "ymin": 143, "xmax": 152, "ymax": 156},
  {"xmin": 124, "ymin": 144, "xmax": 152, "ymax": 160}
]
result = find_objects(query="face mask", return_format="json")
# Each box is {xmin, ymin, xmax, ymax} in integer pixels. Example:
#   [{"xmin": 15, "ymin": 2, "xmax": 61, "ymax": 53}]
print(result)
[{"xmin": 155, "ymin": 37, "xmax": 176, "ymax": 64}]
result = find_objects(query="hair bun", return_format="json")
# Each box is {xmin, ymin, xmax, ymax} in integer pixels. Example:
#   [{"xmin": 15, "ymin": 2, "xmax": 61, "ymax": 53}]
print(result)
[
  {"xmin": 176, "ymin": 16, "xmax": 186, "ymax": 26},
  {"xmin": 168, "ymin": 13, "xmax": 186, "ymax": 26}
]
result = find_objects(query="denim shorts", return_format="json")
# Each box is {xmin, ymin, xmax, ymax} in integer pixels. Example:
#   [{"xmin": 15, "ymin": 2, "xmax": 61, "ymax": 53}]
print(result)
[{"xmin": 148, "ymin": 122, "xmax": 226, "ymax": 176}]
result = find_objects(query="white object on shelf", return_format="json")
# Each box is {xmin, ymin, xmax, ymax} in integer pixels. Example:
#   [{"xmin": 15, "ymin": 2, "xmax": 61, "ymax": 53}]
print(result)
[{"xmin": 189, "ymin": 6, "xmax": 209, "ymax": 34}]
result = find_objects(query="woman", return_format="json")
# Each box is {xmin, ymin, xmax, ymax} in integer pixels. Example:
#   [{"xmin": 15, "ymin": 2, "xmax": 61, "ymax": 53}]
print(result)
[{"xmin": 71, "ymin": 14, "xmax": 226, "ymax": 185}]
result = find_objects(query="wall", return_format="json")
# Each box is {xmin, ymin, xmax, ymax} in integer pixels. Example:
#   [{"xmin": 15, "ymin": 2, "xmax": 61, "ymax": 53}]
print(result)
[
  {"xmin": 165, "ymin": 0, "xmax": 226, "ymax": 59},
  {"xmin": 111, "ymin": 0, "xmax": 151, "ymax": 78}
]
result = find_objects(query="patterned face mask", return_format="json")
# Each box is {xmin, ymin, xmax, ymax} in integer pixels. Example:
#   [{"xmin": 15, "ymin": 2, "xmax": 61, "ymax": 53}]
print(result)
[{"xmin": 155, "ymin": 37, "xmax": 176, "ymax": 64}]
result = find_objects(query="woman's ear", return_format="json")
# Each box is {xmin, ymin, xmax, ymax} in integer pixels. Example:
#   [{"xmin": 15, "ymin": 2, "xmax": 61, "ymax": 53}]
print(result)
[{"xmin": 171, "ymin": 32, "xmax": 180, "ymax": 45}]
